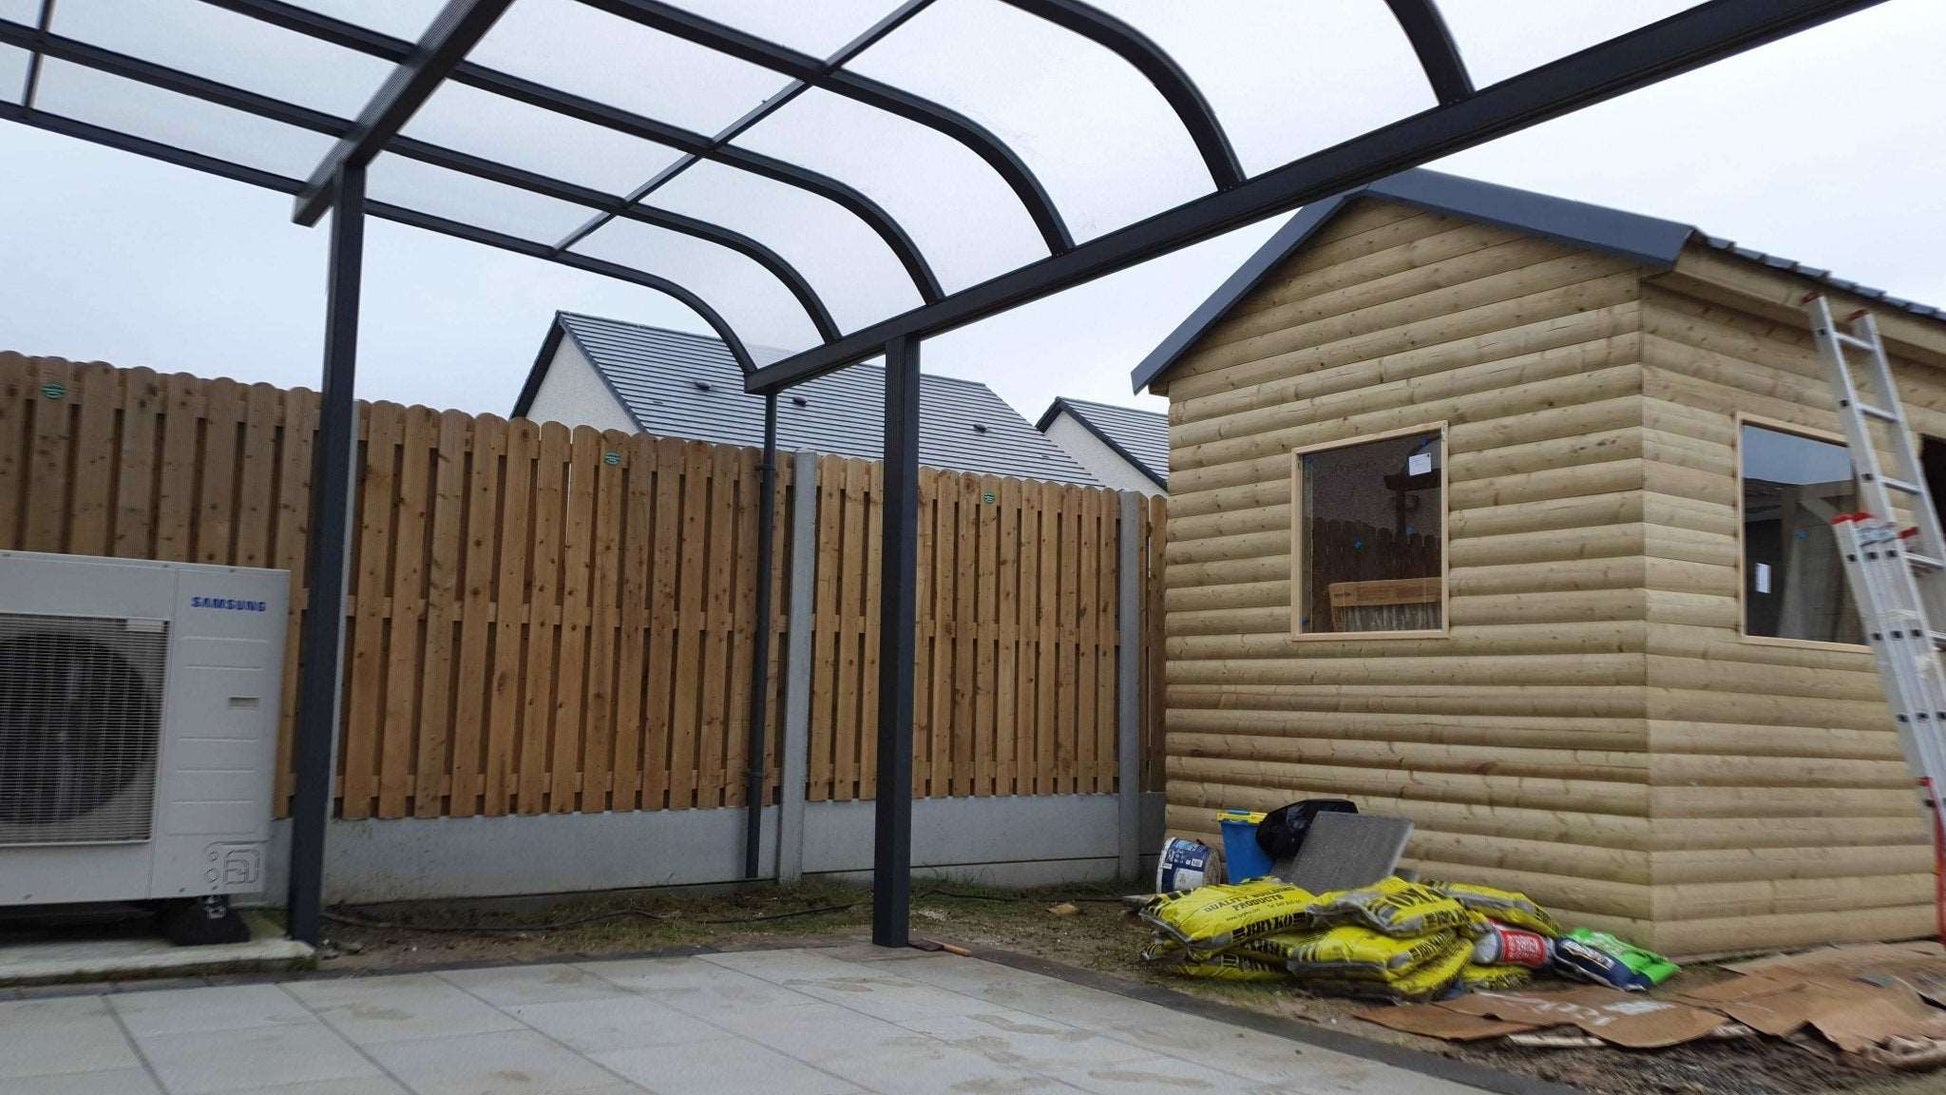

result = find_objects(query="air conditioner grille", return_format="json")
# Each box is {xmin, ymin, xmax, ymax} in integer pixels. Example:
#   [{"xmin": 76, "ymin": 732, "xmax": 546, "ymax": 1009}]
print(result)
[{"xmin": 0, "ymin": 614, "xmax": 166, "ymax": 846}]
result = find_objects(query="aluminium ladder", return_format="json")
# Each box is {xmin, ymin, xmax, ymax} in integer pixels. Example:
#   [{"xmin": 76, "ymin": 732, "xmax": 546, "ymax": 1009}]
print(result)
[{"xmin": 1809, "ymin": 296, "xmax": 1946, "ymax": 915}]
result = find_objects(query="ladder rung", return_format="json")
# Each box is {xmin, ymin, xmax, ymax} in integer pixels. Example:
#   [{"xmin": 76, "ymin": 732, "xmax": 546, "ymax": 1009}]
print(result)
[
  {"xmin": 1879, "ymin": 477, "xmax": 1925, "ymax": 495},
  {"xmin": 1858, "ymin": 403, "xmax": 1902, "ymax": 423},
  {"xmin": 1836, "ymin": 332, "xmax": 1877, "ymax": 350},
  {"xmin": 1929, "ymin": 631, "xmax": 1946, "ymax": 650},
  {"xmin": 1907, "ymin": 552, "xmax": 1946, "ymax": 571}
]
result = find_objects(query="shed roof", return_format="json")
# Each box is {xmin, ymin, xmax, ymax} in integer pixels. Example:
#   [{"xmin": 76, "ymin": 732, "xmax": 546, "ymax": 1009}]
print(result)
[
  {"xmin": 1133, "ymin": 167, "xmax": 1946, "ymax": 392},
  {"xmin": 516, "ymin": 312, "xmax": 1095, "ymax": 484},
  {"xmin": 1036, "ymin": 397, "xmax": 1168, "ymax": 490}
]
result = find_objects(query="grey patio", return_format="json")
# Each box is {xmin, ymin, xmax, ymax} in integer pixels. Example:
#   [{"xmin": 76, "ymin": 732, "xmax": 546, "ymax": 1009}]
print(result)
[{"xmin": 0, "ymin": 945, "xmax": 1487, "ymax": 1094}]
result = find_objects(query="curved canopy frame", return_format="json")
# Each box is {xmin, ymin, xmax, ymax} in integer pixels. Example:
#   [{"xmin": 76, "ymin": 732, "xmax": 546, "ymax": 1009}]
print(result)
[
  {"xmin": 3, "ymin": 0, "xmax": 1880, "ymax": 377},
  {"xmin": 1, "ymin": 0, "xmax": 1887, "ymax": 949}
]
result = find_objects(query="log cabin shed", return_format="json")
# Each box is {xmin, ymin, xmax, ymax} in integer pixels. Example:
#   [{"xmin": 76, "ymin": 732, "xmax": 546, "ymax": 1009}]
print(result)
[{"xmin": 1133, "ymin": 168, "xmax": 1946, "ymax": 957}]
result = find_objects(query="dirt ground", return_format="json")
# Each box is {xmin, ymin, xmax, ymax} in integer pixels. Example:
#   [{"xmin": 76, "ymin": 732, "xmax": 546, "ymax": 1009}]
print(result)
[{"xmin": 312, "ymin": 880, "xmax": 1941, "ymax": 1095}]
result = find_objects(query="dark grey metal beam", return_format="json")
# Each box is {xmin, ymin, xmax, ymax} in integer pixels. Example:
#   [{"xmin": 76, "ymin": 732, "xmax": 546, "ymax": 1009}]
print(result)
[
  {"xmin": 580, "ymin": 0, "xmax": 1074, "ymax": 256},
  {"xmin": 997, "ymin": 0, "xmax": 1242, "ymax": 189},
  {"xmin": 873, "ymin": 333, "xmax": 919, "ymax": 947},
  {"xmin": 1384, "ymin": 0, "xmax": 1475, "ymax": 104},
  {"xmin": 19, "ymin": 0, "xmax": 53, "ymax": 107},
  {"xmin": 287, "ymin": 161, "xmax": 363, "ymax": 946},
  {"xmin": 290, "ymin": 0, "xmax": 514, "ymax": 225},
  {"xmin": 747, "ymin": 0, "xmax": 1884, "ymax": 393},
  {"xmin": 197, "ymin": 0, "xmax": 944, "ymax": 304}
]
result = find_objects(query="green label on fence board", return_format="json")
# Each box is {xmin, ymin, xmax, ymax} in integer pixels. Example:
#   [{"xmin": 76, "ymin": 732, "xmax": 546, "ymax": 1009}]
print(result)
[
  {"xmin": 40, "ymin": 383, "xmax": 65, "ymax": 400},
  {"xmin": 982, "ymin": 490, "xmax": 996, "ymax": 504},
  {"xmin": 603, "ymin": 451, "xmax": 621, "ymax": 466}
]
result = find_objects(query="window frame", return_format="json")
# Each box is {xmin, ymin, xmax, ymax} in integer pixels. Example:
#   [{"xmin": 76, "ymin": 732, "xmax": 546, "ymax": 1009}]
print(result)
[
  {"xmin": 1732, "ymin": 412, "xmax": 1866, "ymax": 652},
  {"xmin": 1289, "ymin": 422, "xmax": 1450, "ymax": 641}
]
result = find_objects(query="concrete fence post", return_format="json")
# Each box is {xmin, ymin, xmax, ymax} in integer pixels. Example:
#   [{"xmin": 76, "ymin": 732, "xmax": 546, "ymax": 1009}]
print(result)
[
  {"xmin": 1117, "ymin": 491, "xmax": 1143, "ymax": 881},
  {"xmin": 777, "ymin": 449, "xmax": 820, "ymax": 882}
]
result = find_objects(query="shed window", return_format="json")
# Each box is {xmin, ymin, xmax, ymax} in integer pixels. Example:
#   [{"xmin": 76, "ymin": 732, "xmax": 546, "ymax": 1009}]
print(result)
[
  {"xmin": 1292, "ymin": 428, "xmax": 1445, "ymax": 637},
  {"xmin": 1740, "ymin": 423, "xmax": 1860, "ymax": 644}
]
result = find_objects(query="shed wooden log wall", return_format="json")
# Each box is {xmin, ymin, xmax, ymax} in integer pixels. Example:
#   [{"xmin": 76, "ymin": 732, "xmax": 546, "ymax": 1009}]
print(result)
[{"xmin": 1152, "ymin": 195, "xmax": 1945, "ymax": 954}]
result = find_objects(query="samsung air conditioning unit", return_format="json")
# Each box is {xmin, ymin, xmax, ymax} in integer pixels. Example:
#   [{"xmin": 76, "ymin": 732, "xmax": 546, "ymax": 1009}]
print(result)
[{"xmin": 0, "ymin": 550, "xmax": 288, "ymax": 914}]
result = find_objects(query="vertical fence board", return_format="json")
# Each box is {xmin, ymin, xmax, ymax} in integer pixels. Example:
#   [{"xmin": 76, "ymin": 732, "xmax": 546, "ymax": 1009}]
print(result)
[
  {"xmin": 112, "ymin": 368, "xmax": 161, "ymax": 560},
  {"xmin": 613, "ymin": 432, "xmax": 656, "ymax": 811},
  {"xmin": 974, "ymin": 475, "xmax": 999, "ymax": 796},
  {"xmin": 725, "ymin": 446, "xmax": 759, "ymax": 809},
  {"xmin": 194, "ymin": 379, "xmax": 242, "ymax": 565},
  {"xmin": 584, "ymin": 429, "xmax": 628, "ymax": 812},
  {"xmin": 860, "ymin": 458, "xmax": 882, "ymax": 798},
  {"xmin": 928, "ymin": 473, "xmax": 956, "ymax": 799},
  {"xmin": 153, "ymin": 374, "xmax": 202, "ymax": 561},
  {"xmin": 667, "ymin": 441, "xmax": 711, "ymax": 809},
  {"xmin": 833, "ymin": 459, "xmax": 864, "ymax": 801},
  {"xmin": 0, "ymin": 355, "xmax": 27, "ymax": 548},
  {"xmin": 68, "ymin": 365, "xmax": 118, "ymax": 557},
  {"xmin": 341, "ymin": 403, "xmax": 395, "ymax": 819},
  {"xmin": 483, "ymin": 419, "xmax": 534, "ymax": 816},
  {"xmin": 1145, "ymin": 494, "xmax": 1167, "ymax": 791},
  {"xmin": 952, "ymin": 474, "xmax": 976, "ymax": 797},
  {"xmin": 234, "ymin": 384, "xmax": 280, "ymax": 568},
  {"xmin": 412, "ymin": 410, "xmax": 466, "ymax": 818},
  {"xmin": 1097, "ymin": 491, "xmax": 1119, "ymax": 791},
  {"xmin": 271, "ymin": 388, "xmax": 316, "ymax": 814},
  {"xmin": 550, "ymin": 427, "xmax": 598, "ymax": 812},
  {"xmin": 25, "ymin": 358, "xmax": 75, "ymax": 553},
  {"xmin": 375, "ymin": 406, "xmax": 432, "ymax": 818},
  {"xmin": 644, "ymin": 436, "xmax": 685, "ymax": 811},
  {"xmin": 697, "ymin": 444, "xmax": 737, "ymax": 808},
  {"xmin": 995, "ymin": 476, "xmax": 1019, "ymax": 796},
  {"xmin": 520, "ymin": 422, "xmax": 569, "ymax": 814},
  {"xmin": 450, "ymin": 415, "xmax": 502, "ymax": 817},
  {"xmin": 912, "ymin": 468, "xmax": 936, "ymax": 798},
  {"xmin": 809, "ymin": 455, "xmax": 841, "ymax": 803}
]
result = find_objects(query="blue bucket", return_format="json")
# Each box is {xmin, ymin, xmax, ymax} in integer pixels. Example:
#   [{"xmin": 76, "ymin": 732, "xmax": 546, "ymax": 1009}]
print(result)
[{"xmin": 1216, "ymin": 810, "xmax": 1275, "ymax": 882}]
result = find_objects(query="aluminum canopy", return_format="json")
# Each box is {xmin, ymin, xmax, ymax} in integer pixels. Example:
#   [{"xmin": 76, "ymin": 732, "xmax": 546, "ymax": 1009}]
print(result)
[
  {"xmin": 1, "ymin": 0, "xmax": 1884, "ymax": 383},
  {"xmin": 1, "ymin": 0, "xmax": 1889, "ymax": 949}
]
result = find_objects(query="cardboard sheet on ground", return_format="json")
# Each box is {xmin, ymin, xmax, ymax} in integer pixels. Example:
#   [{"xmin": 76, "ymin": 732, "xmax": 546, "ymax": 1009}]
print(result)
[
  {"xmin": 1699, "ymin": 975, "xmax": 1946, "ymax": 1053},
  {"xmin": 1438, "ymin": 985, "xmax": 1725, "ymax": 1048},
  {"xmin": 1353, "ymin": 1003, "xmax": 1538, "ymax": 1041}
]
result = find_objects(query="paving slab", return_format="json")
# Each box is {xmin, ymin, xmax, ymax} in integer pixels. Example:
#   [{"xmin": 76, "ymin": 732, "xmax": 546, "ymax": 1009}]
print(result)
[{"xmin": 7, "ymin": 944, "xmax": 1501, "ymax": 1095}]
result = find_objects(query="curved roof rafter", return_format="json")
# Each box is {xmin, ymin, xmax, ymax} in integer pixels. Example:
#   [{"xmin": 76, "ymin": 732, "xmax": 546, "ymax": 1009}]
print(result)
[
  {"xmin": 197, "ymin": 0, "xmax": 945, "ymax": 305},
  {"xmin": 997, "ymin": 0, "xmax": 1243, "ymax": 189},
  {"xmin": 1383, "ymin": 0, "xmax": 1475, "ymax": 104},
  {"xmin": 579, "ymin": 0, "xmax": 1075, "ymax": 255}
]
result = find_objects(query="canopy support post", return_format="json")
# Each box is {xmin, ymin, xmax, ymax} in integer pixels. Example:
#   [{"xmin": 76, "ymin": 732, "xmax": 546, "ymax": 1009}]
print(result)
[
  {"xmin": 873, "ymin": 335, "xmax": 920, "ymax": 947},
  {"xmin": 744, "ymin": 390, "xmax": 779, "ymax": 879},
  {"xmin": 287, "ymin": 163, "xmax": 365, "ymax": 945}
]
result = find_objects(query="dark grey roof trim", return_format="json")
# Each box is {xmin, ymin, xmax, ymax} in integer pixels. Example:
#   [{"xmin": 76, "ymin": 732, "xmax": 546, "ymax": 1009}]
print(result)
[
  {"xmin": 1037, "ymin": 397, "xmax": 1168, "ymax": 490},
  {"xmin": 512, "ymin": 313, "xmax": 649, "ymax": 428},
  {"xmin": 1132, "ymin": 167, "xmax": 1944, "ymax": 392}
]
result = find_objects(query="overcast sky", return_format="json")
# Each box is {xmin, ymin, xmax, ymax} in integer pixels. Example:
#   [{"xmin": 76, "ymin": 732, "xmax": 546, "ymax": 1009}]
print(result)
[{"xmin": 2, "ymin": 1, "xmax": 1942, "ymax": 425}]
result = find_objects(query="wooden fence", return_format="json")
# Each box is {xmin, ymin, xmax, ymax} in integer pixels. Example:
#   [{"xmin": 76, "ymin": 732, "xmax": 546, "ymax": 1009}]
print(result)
[{"xmin": 0, "ymin": 354, "xmax": 1165, "ymax": 818}]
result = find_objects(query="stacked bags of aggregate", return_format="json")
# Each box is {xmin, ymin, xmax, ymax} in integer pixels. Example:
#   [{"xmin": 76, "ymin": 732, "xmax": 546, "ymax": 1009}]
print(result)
[{"xmin": 1139, "ymin": 876, "xmax": 1565, "ymax": 1001}]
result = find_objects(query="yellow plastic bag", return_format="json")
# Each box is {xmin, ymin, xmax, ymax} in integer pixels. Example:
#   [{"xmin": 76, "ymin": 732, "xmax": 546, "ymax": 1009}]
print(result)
[
  {"xmin": 1426, "ymin": 881, "xmax": 1563, "ymax": 937},
  {"xmin": 1309, "ymin": 877, "xmax": 1470, "ymax": 938},
  {"xmin": 1293, "ymin": 936, "xmax": 1471, "ymax": 1002},
  {"xmin": 1457, "ymin": 963, "xmax": 1533, "ymax": 992},
  {"xmin": 1139, "ymin": 879, "xmax": 1320, "ymax": 958},
  {"xmin": 1237, "ymin": 925, "xmax": 1457, "ymax": 981}
]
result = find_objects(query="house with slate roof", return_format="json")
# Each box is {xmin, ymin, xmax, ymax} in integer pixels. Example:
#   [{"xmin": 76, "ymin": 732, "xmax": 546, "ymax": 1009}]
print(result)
[
  {"xmin": 515, "ymin": 312, "xmax": 1095, "ymax": 485},
  {"xmin": 1035, "ymin": 396, "xmax": 1169, "ymax": 495}
]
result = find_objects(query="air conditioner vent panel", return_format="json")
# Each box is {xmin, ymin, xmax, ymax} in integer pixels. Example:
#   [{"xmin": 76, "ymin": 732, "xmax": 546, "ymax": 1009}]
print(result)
[{"xmin": 0, "ymin": 614, "xmax": 165, "ymax": 846}]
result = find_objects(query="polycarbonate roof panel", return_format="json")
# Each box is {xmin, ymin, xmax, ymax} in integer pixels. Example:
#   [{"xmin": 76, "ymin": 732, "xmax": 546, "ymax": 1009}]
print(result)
[
  {"xmin": 0, "ymin": 1, "xmax": 37, "ymax": 26},
  {"xmin": 279, "ymin": 0, "xmax": 452, "ymax": 40},
  {"xmin": 571, "ymin": 216, "xmax": 825, "ymax": 361},
  {"xmin": 1437, "ymin": 0, "xmax": 1705, "ymax": 87},
  {"xmin": 0, "ymin": 43, "xmax": 26, "ymax": 105},
  {"xmin": 368, "ymin": 152, "xmax": 597, "ymax": 242},
  {"xmin": 403, "ymin": 79, "xmax": 688, "ymax": 196},
  {"xmin": 50, "ymin": 0, "xmax": 396, "ymax": 117},
  {"xmin": 671, "ymin": 0, "xmax": 904, "ymax": 56},
  {"xmin": 734, "ymin": 86, "xmax": 1048, "ymax": 293},
  {"xmin": 1090, "ymin": 0, "xmax": 1438, "ymax": 177},
  {"xmin": 846, "ymin": 0, "xmax": 1209, "ymax": 241},
  {"xmin": 34, "ymin": 59, "xmax": 338, "ymax": 178},
  {"xmin": 647, "ymin": 158, "xmax": 925, "ymax": 333},
  {"xmin": 469, "ymin": 0, "xmax": 791, "ymax": 136}
]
